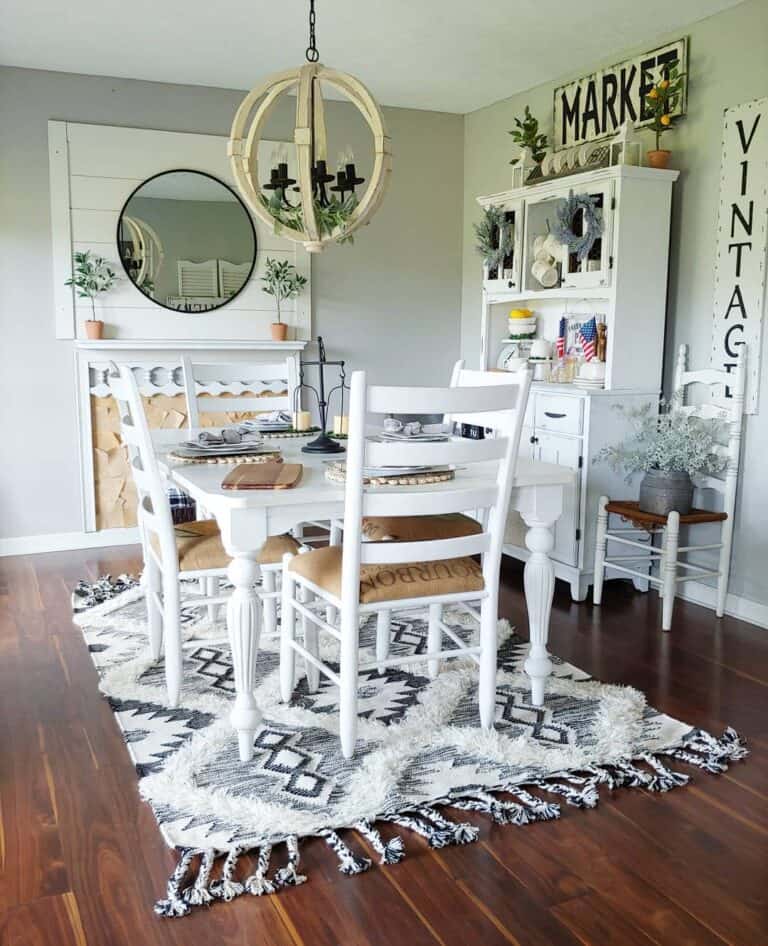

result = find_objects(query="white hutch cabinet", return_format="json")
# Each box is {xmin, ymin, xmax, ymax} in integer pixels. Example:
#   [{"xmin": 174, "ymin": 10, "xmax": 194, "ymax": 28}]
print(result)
[{"xmin": 477, "ymin": 165, "xmax": 679, "ymax": 600}]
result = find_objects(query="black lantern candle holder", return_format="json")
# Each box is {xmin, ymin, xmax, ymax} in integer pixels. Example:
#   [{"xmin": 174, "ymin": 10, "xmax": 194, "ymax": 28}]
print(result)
[{"xmin": 293, "ymin": 336, "xmax": 348, "ymax": 454}]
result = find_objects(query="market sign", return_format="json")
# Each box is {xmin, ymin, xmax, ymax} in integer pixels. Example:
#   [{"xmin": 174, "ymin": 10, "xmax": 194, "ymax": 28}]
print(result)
[
  {"xmin": 710, "ymin": 97, "xmax": 768, "ymax": 415},
  {"xmin": 553, "ymin": 39, "xmax": 687, "ymax": 150}
]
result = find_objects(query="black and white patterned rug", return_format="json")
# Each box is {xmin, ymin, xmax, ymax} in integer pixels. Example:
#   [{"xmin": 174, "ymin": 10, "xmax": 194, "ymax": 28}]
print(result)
[{"xmin": 73, "ymin": 577, "xmax": 748, "ymax": 918}]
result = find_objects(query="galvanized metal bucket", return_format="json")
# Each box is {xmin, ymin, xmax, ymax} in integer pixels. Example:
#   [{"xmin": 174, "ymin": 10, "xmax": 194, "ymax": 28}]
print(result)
[{"xmin": 639, "ymin": 469, "xmax": 693, "ymax": 516}]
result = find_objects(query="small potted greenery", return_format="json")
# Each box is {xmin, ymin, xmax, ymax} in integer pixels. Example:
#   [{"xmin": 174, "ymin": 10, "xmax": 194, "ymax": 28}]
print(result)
[
  {"xmin": 595, "ymin": 398, "xmax": 725, "ymax": 516},
  {"xmin": 644, "ymin": 63, "xmax": 686, "ymax": 169},
  {"xmin": 508, "ymin": 105, "xmax": 548, "ymax": 163},
  {"xmin": 65, "ymin": 250, "xmax": 118, "ymax": 339},
  {"xmin": 261, "ymin": 257, "xmax": 308, "ymax": 341}
]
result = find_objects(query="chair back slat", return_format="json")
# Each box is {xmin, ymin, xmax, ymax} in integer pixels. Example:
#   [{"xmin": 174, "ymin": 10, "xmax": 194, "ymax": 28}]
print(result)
[
  {"xmin": 181, "ymin": 356, "xmax": 297, "ymax": 430},
  {"xmin": 672, "ymin": 344, "xmax": 746, "ymax": 511},
  {"xmin": 360, "ymin": 486, "xmax": 498, "ymax": 518},
  {"xmin": 364, "ymin": 436, "xmax": 508, "ymax": 468},
  {"xmin": 366, "ymin": 383, "xmax": 523, "ymax": 417},
  {"xmin": 196, "ymin": 395, "xmax": 291, "ymax": 415},
  {"xmin": 360, "ymin": 533, "xmax": 490, "ymax": 566},
  {"xmin": 446, "ymin": 366, "xmax": 525, "ymax": 433}
]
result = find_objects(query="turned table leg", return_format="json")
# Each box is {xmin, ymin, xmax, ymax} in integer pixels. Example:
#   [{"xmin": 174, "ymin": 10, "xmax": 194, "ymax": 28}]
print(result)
[
  {"xmin": 227, "ymin": 554, "xmax": 262, "ymax": 762},
  {"xmin": 517, "ymin": 484, "xmax": 562, "ymax": 707}
]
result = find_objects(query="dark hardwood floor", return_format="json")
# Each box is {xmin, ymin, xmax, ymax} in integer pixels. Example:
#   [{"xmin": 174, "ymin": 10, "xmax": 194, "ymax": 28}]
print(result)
[{"xmin": 0, "ymin": 546, "xmax": 766, "ymax": 946}]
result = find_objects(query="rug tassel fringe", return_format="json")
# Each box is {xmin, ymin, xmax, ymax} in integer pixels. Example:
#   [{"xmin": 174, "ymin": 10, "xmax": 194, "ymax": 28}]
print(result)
[
  {"xmin": 414, "ymin": 805, "xmax": 479, "ymax": 844},
  {"xmin": 534, "ymin": 776, "xmax": 600, "ymax": 809},
  {"xmin": 210, "ymin": 846, "xmax": 245, "ymax": 902},
  {"xmin": 354, "ymin": 820, "xmax": 406, "ymax": 865},
  {"xmin": 182, "ymin": 849, "xmax": 215, "ymax": 906},
  {"xmin": 385, "ymin": 808, "xmax": 477, "ymax": 848},
  {"xmin": 273, "ymin": 836, "xmax": 307, "ymax": 888},
  {"xmin": 154, "ymin": 847, "xmax": 195, "ymax": 918},
  {"xmin": 244, "ymin": 845, "xmax": 275, "ymax": 896},
  {"xmin": 321, "ymin": 830, "xmax": 372, "ymax": 875}
]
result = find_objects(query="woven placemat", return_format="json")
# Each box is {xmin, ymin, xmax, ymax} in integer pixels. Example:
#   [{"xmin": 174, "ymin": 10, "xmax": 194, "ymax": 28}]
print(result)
[
  {"xmin": 168, "ymin": 450, "xmax": 282, "ymax": 466},
  {"xmin": 324, "ymin": 462, "xmax": 454, "ymax": 487}
]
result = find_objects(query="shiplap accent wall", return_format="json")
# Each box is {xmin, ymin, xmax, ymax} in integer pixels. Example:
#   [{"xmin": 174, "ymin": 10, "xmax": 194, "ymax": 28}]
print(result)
[{"xmin": 49, "ymin": 121, "xmax": 311, "ymax": 340}]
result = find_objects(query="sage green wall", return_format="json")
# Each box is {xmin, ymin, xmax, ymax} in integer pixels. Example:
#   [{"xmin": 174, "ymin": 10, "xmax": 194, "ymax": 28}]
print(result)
[
  {"xmin": 461, "ymin": 0, "xmax": 768, "ymax": 607},
  {"xmin": 0, "ymin": 66, "xmax": 463, "ymax": 543}
]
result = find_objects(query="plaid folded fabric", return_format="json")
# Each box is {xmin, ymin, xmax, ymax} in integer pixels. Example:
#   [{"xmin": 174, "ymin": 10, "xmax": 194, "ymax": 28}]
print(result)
[{"xmin": 166, "ymin": 487, "xmax": 196, "ymax": 524}]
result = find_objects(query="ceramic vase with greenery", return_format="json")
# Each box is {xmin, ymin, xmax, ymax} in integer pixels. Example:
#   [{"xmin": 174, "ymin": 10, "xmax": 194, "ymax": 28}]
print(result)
[
  {"xmin": 65, "ymin": 251, "xmax": 118, "ymax": 339},
  {"xmin": 261, "ymin": 258, "xmax": 308, "ymax": 341},
  {"xmin": 595, "ymin": 398, "xmax": 725, "ymax": 516},
  {"xmin": 644, "ymin": 63, "xmax": 686, "ymax": 169}
]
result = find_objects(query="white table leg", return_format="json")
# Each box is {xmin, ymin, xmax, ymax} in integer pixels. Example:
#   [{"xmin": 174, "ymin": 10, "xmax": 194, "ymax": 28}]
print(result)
[
  {"xmin": 517, "ymin": 484, "xmax": 562, "ymax": 707},
  {"xmin": 227, "ymin": 554, "xmax": 262, "ymax": 762}
]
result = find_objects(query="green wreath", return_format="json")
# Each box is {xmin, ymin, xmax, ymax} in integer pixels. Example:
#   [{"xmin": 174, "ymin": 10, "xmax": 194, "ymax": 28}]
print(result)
[
  {"xmin": 474, "ymin": 206, "xmax": 513, "ymax": 270},
  {"xmin": 553, "ymin": 191, "xmax": 603, "ymax": 261}
]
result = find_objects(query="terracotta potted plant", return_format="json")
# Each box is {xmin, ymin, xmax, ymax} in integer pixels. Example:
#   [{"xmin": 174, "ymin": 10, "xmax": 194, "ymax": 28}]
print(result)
[
  {"xmin": 261, "ymin": 257, "xmax": 307, "ymax": 341},
  {"xmin": 595, "ymin": 397, "xmax": 726, "ymax": 516},
  {"xmin": 65, "ymin": 250, "xmax": 118, "ymax": 339},
  {"xmin": 644, "ymin": 63, "xmax": 686, "ymax": 169}
]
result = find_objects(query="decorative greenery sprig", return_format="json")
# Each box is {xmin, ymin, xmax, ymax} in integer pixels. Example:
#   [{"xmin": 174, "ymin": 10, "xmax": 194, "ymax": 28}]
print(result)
[
  {"xmin": 509, "ymin": 106, "xmax": 548, "ymax": 163},
  {"xmin": 594, "ymin": 397, "xmax": 726, "ymax": 481},
  {"xmin": 474, "ymin": 205, "xmax": 513, "ymax": 270},
  {"xmin": 261, "ymin": 258, "xmax": 307, "ymax": 324},
  {"xmin": 644, "ymin": 63, "xmax": 686, "ymax": 151},
  {"xmin": 65, "ymin": 251, "xmax": 118, "ymax": 320},
  {"xmin": 263, "ymin": 193, "xmax": 358, "ymax": 244}
]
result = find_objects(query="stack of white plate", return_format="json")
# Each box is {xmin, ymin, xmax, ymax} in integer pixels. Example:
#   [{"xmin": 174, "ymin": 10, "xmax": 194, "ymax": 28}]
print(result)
[
  {"xmin": 507, "ymin": 316, "xmax": 537, "ymax": 337},
  {"xmin": 572, "ymin": 379, "xmax": 605, "ymax": 390}
]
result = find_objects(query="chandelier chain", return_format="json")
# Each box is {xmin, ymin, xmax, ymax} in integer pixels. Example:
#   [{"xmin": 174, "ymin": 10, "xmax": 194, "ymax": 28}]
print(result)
[{"xmin": 306, "ymin": 0, "xmax": 319, "ymax": 62}]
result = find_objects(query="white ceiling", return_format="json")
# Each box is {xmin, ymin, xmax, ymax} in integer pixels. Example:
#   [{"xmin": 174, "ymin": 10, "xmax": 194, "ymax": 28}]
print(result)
[{"xmin": 1, "ymin": 0, "xmax": 744, "ymax": 114}]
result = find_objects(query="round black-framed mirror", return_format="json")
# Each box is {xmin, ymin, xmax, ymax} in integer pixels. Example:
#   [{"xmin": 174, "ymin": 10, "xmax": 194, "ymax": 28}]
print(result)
[{"xmin": 116, "ymin": 169, "xmax": 257, "ymax": 313}]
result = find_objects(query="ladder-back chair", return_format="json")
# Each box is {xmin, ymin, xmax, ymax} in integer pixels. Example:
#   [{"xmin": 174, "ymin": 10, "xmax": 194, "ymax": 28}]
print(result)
[
  {"xmin": 111, "ymin": 364, "xmax": 299, "ymax": 705},
  {"xmin": 593, "ymin": 344, "xmax": 745, "ymax": 629},
  {"xmin": 280, "ymin": 367, "xmax": 531, "ymax": 758}
]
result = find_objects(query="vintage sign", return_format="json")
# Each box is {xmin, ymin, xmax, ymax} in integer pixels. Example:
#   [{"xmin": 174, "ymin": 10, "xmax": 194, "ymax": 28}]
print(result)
[
  {"xmin": 553, "ymin": 39, "xmax": 687, "ymax": 150},
  {"xmin": 710, "ymin": 97, "xmax": 768, "ymax": 414}
]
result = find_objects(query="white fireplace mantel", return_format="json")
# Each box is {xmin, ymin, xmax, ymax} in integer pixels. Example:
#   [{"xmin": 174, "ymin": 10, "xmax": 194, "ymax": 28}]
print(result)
[{"xmin": 75, "ymin": 338, "xmax": 308, "ymax": 534}]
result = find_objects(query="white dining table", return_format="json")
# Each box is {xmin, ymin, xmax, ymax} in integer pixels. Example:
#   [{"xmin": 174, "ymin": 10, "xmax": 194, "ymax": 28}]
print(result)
[{"xmin": 161, "ymin": 442, "xmax": 575, "ymax": 762}]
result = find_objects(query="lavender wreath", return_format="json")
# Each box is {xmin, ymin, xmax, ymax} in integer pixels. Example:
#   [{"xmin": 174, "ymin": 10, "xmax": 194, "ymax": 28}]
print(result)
[{"xmin": 552, "ymin": 191, "xmax": 603, "ymax": 261}]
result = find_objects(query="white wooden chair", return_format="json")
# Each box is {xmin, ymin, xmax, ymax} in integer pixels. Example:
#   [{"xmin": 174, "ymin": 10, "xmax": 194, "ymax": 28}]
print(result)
[
  {"xmin": 180, "ymin": 355, "xmax": 329, "ymax": 626},
  {"xmin": 593, "ymin": 344, "xmax": 745, "ymax": 630},
  {"xmin": 280, "ymin": 367, "xmax": 531, "ymax": 758},
  {"xmin": 180, "ymin": 355, "xmax": 297, "ymax": 430},
  {"xmin": 110, "ymin": 364, "xmax": 299, "ymax": 705},
  {"xmin": 370, "ymin": 360, "xmax": 521, "ymax": 667}
]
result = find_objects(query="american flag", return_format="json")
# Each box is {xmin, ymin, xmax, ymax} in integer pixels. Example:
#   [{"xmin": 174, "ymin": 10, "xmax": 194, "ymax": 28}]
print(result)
[
  {"xmin": 579, "ymin": 317, "xmax": 598, "ymax": 362},
  {"xmin": 556, "ymin": 317, "xmax": 567, "ymax": 359}
]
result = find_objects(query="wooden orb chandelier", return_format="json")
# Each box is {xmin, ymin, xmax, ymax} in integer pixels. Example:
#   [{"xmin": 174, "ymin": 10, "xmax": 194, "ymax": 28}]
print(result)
[{"xmin": 228, "ymin": 1, "xmax": 392, "ymax": 253}]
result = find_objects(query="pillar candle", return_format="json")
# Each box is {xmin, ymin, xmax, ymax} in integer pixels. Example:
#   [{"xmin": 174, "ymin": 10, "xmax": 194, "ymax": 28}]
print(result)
[
  {"xmin": 293, "ymin": 410, "xmax": 311, "ymax": 431},
  {"xmin": 333, "ymin": 415, "xmax": 349, "ymax": 435}
]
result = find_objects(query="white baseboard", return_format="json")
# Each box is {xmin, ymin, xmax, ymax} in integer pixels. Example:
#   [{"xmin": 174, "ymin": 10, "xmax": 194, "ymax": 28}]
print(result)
[
  {"xmin": 0, "ymin": 527, "xmax": 141, "ymax": 557},
  {"xmin": 677, "ymin": 581, "xmax": 768, "ymax": 630}
]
